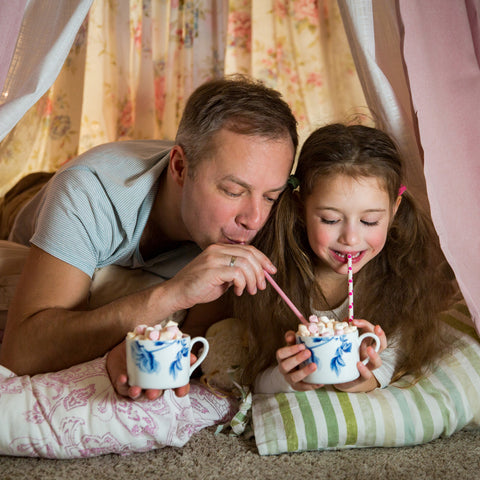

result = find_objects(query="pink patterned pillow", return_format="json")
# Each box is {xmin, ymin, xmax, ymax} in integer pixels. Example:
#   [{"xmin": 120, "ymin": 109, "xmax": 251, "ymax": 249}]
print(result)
[{"xmin": 0, "ymin": 356, "xmax": 236, "ymax": 458}]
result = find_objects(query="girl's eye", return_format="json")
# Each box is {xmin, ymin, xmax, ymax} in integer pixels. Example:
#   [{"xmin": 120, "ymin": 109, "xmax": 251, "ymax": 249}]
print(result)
[
  {"xmin": 321, "ymin": 218, "xmax": 339, "ymax": 225},
  {"xmin": 361, "ymin": 220, "xmax": 379, "ymax": 226}
]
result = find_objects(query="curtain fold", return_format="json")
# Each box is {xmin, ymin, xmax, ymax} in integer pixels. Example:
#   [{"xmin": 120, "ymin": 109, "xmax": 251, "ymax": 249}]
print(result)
[
  {"xmin": 337, "ymin": 0, "xmax": 428, "ymax": 208},
  {"xmin": 339, "ymin": 0, "xmax": 480, "ymax": 333},
  {"xmin": 398, "ymin": 0, "xmax": 480, "ymax": 332},
  {"xmin": 0, "ymin": 0, "xmax": 93, "ymax": 142},
  {"xmin": 0, "ymin": 0, "xmax": 28, "ymax": 93}
]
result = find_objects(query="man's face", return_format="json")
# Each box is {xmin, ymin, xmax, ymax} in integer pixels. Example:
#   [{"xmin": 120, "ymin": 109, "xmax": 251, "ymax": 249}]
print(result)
[{"xmin": 180, "ymin": 129, "xmax": 294, "ymax": 249}]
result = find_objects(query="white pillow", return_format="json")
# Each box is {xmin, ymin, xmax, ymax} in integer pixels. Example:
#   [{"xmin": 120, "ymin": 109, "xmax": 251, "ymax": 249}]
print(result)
[{"xmin": 0, "ymin": 356, "xmax": 235, "ymax": 458}]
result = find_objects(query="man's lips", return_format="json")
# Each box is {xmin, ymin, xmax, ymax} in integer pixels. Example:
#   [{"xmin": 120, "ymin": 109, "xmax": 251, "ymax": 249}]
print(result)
[{"xmin": 223, "ymin": 235, "xmax": 248, "ymax": 245}]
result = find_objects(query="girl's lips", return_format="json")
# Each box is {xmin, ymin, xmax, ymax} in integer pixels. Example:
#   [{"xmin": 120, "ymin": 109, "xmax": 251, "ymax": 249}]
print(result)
[{"xmin": 331, "ymin": 250, "xmax": 364, "ymax": 264}]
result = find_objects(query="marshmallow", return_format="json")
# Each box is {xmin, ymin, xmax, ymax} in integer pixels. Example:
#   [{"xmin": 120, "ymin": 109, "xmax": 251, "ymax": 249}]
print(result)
[
  {"xmin": 297, "ymin": 317, "xmax": 358, "ymax": 337},
  {"xmin": 128, "ymin": 320, "xmax": 184, "ymax": 341}
]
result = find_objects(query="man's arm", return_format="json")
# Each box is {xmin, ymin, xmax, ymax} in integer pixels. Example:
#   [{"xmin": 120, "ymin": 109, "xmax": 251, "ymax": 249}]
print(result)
[
  {"xmin": 0, "ymin": 246, "xmax": 179, "ymax": 375},
  {"xmin": 0, "ymin": 243, "xmax": 276, "ymax": 376}
]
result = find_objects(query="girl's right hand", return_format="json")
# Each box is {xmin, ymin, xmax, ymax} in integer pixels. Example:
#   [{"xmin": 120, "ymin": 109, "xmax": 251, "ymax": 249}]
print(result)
[{"xmin": 276, "ymin": 330, "xmax": 324, "ymax": 391}]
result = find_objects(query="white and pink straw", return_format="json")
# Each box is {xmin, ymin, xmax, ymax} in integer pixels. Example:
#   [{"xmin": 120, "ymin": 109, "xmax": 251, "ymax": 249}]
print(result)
[{"xmin": 347, "ymin": 254, "xmax": 354, "ymax": 322}]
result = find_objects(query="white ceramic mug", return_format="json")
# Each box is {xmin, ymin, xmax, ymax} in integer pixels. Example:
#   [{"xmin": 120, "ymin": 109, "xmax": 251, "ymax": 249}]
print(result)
[
  {"xmin": 126, "ymin": 335, "xmax": 209, "ymax": 389},
  {"xmin": 295, "ymin": 330, "xmax": 380, "ymax": 384}
]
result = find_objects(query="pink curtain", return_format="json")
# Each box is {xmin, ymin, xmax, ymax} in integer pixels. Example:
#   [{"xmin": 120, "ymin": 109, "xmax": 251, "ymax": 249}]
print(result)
[
  {"xmin": 399, "ymin": 0, "xmax": 480, "ymax": 332},
  {"xmin": 339, "ymin": 0, "xmax": 480, "ymax": 333},
  {"xmin": 0, "ymin": 0, "xmax": 27, "ymax": 92}
]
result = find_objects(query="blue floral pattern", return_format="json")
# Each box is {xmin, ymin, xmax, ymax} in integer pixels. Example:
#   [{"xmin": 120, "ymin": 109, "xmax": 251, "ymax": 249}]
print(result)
[
  {"xmin": 298, "ymin": 335, "xmax": 353, "ymax": 377},
  {"xmin": 130, "ymin": 339, "xmax": 189, "ymax": 380}
]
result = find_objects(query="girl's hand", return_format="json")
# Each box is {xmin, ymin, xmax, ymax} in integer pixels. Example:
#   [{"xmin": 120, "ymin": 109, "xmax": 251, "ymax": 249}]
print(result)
[
  {"xmin": 334, "ymin": 319, "xmax": 387, "ymax": 393},
  {"xmin": 276, "ymin": 330, "xmax": 324, "ymax": 391}
]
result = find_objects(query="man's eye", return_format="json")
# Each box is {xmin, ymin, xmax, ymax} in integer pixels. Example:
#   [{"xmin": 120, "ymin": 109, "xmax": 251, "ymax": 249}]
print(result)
[{"xmin": 223, "ymin": 188, "xmax": 242, "ymax": 197}]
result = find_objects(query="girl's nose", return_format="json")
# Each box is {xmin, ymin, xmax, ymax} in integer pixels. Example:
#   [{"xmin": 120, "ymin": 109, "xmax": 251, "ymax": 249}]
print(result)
[{"xmin": 339, "ymin": 224, "xmax": 359, "ymax": 246}]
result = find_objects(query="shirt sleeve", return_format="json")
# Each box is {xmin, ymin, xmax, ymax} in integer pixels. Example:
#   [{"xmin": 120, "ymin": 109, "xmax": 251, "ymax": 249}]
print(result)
[
  {"xmin": 372, "ymin": 344, "xmax": 399, "ymax": 388},
  {"xmin": 30, "ymin": 168, "xmax": 117, "ymax": 277},
  {"xmin": 253, "ymin": 366, "xmax": 296, "ymax": 394}
]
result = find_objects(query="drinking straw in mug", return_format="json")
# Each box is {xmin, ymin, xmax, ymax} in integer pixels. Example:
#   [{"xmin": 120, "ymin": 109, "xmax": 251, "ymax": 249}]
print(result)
[
  {"xmin": 347, "ymin": 254, "xmax": 354, "ymax": 322},
  {"xmin": 264, "ymin": 270, "xmax": 308, "ymax": 325}
]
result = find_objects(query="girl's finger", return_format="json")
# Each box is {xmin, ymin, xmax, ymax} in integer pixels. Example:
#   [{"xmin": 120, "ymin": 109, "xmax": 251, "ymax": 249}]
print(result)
[{"xmin": 277, "ymin": 346, "xmax": 311, "ymax": 375}]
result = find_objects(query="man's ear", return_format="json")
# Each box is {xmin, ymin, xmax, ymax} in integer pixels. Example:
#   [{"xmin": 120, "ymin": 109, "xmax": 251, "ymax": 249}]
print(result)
[{"xmin": 169, "ymin": 145, "xmax": 188, "ymax": 186}]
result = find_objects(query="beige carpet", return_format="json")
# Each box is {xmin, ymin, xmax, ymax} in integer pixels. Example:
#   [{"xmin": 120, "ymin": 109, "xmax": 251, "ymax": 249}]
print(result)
[{"xmin": 1, "ymin": 426, "xmax": 479, "ymax": 480}]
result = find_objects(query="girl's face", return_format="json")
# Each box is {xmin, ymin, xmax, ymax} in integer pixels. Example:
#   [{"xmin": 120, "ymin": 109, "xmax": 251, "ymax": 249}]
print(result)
[{"xmin": 304, "ymin": 174, "xmax": 400, "ymax": 276}]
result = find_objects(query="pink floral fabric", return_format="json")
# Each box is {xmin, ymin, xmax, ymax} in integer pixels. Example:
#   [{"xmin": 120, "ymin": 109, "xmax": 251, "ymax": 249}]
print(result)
[
  {"xmin": 0, "ymin": 0, "xmax": 366, "ymax": 196},
  {"xmin": 0, "ymin": 356, "xmax": 236, "ymax": 458}
]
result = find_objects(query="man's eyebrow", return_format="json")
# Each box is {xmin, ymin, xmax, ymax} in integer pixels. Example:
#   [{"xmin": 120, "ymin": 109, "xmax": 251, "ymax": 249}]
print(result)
[{"xmin": 222, "ymin": 175, "xmax": 287, "ymax": 192}]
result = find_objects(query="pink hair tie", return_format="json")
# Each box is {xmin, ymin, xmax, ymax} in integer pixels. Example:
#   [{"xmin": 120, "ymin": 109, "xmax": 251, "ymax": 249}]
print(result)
[{"xmin": 398, "ymin": 184, "xmax": 407, "ymax": 196}]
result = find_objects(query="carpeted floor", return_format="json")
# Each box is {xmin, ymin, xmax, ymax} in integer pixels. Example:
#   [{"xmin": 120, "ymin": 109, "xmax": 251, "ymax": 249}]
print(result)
[{"xmin": 1, "ymin": 426, "xmax": 479, "ymax": 480}]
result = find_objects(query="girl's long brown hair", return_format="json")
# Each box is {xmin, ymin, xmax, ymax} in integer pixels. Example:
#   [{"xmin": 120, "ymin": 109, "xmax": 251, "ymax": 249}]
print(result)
[{"xmin": 235, "ymin": 124, "xmax": 456, "ymax": 386}]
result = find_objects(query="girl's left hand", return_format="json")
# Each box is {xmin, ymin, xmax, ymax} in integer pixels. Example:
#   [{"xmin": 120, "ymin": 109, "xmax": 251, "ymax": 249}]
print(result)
[{"xmin": 334, "ymin": 319, "xmax": 387, "ymax": 393}]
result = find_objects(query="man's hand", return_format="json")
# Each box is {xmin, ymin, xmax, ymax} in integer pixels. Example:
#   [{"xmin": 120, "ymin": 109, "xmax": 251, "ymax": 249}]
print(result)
[
  {"xmin": 165, "ymin": 243, "xmax": 277, "ymax": 311},
  {"xmin": 106, "ymin": 341, "xmax": 192, "ymax": 400}
]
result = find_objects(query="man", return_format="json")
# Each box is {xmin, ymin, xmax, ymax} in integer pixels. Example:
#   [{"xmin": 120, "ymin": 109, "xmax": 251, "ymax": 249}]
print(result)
[{"xmin": 0, "ymin": 75, "xmax": 297, "ymax": 399}]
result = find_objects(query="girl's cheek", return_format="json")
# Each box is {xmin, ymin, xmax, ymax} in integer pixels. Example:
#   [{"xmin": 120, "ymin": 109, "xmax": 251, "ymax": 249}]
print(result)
[{"xmin": 367, "ymin": 230, "xmax": 388, "ymax": 252}]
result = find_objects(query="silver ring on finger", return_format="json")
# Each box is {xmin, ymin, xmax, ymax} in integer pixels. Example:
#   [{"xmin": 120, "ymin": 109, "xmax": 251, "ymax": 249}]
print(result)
[{"xmin": 229, "ymin": 255, "xmax": 237, "ymax": 268}]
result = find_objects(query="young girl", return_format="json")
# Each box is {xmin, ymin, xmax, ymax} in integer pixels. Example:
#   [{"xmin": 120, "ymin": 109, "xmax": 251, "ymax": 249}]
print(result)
[{"xmin": 234, "ymin": 123, "xmax": 456, "ymax": 394}]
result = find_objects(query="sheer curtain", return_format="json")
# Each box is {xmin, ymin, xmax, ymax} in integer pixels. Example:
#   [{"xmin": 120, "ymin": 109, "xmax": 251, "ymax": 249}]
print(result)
[
  {"xmin": 1, "ymin": 0, "xmax": 478, "ymax": 331},
  {"xmin": 338, "ymin": 0, "xmax": 480, "ymax": 332},
  {"xmin": 0, "ymin": 0, "xmax": 366, "ymax": 197}
]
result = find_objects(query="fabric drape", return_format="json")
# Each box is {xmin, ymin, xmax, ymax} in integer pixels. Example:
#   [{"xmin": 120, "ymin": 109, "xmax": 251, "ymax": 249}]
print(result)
[
  {"xmin": 0, "ymin": 0, "xmax": 366, "ymax": 197},
  {"xmin": 339, "ymin": 0, "xmax": 480, "ymax": 333}
]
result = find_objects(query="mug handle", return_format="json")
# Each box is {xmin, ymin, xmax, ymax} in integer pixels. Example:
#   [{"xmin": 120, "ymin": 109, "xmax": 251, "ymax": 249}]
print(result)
[
  {"xmin": 189, "ymin": 337, "xmax": 210, "ymax": 374},
  {"xmin": 358, "ymin": 332, "xmax": 381, "ymax": 366}
]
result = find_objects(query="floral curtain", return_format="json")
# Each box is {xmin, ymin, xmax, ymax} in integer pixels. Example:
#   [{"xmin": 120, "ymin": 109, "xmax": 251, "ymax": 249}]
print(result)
[{"xmin": 0, "ymin": 0, "xmax": 366, "ymax": 197}]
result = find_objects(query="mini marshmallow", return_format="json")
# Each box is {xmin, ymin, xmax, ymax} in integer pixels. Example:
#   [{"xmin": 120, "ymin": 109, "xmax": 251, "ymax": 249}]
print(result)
[
  {"xmin": 297, "ymin": 325, "xmax": 310, "ymax": 337},
  {"xmin": 297, "ymin": 317, "xmax": 358, "ymax": 338},
  {"xmin": 134, "ymin": 324, "xmax": 148, "ymax": 335},
  {"xmin": 148, "ymin": 329, "xmax": 160, "ymax": 341},
  {"xmin": 322, "ymin": 328, "xmax": 334, "ymax": 337},
  {"xmin": 127, "ymin": 321, "xmax": 183, "ymax": 341},
  {"xmin": 308, "ymin": 323, "xmax": 319, "ymax": 335}
]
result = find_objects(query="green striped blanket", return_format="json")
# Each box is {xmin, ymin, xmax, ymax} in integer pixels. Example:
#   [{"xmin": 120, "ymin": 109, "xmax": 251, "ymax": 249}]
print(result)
[{"xmin": 252, "ymin": 303, "xmax": 480, "ymax": 455}]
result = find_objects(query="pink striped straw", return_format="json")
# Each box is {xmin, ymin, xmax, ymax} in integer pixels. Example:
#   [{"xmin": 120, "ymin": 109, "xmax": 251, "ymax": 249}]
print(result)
[
  {"xmin": 264, "ymin": 270, "xmax": 308, "ymax": 325},
  {"xmin": 347, "ymin": 254, "xmax": 354, "ymax": 322}
]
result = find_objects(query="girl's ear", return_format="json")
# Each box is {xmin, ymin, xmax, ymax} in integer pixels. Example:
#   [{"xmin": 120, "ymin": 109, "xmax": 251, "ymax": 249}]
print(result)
[{"xmin": 169, "ymin": 145, "xmax": 188, "ymax": 186}]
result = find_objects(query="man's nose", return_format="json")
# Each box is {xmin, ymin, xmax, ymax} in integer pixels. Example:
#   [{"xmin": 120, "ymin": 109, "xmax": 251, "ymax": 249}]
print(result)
[{"xmin": 236, "ymin": 197, "xmax": 265, "ymax": 231}]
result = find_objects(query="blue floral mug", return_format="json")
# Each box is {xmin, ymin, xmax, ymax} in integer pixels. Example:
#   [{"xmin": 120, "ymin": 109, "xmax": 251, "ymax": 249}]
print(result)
[
  {"xmin": 296, "ymin": 330, "xmax": 380, "ymax": 385},
  {"xmin": 126, "ymin": 335, "xmax": 209, "ymax": 389}
]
